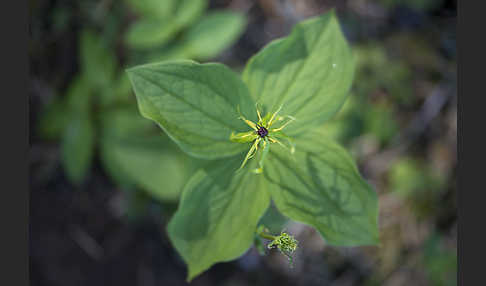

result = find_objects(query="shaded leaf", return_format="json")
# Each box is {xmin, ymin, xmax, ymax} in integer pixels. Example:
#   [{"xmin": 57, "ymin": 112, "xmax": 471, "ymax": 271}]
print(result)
[
  {"xmin": 264, "ymin": 132, "xmax": 379, "ymax": 246},
  {"xmin": 168, "ymin": 156, "xmax": 270, "ymax": 281}
]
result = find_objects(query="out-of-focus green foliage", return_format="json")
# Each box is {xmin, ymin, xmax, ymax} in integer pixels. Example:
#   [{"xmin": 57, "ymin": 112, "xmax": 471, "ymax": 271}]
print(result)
[
  {"xmin": 354, "ymin": 44, "xmax": 414, "ymax": 106},
  {"xmin": 100, "ymin": 107, "xmax": 203, "ymax": 201},
  {"xmin": 422, "ymin": 233, "xmax": 457, "ymax": 286},
  {"xmin": 322, "ymin": 95, "xmax": 399, "ymax": 147},
  {"xmin": 38, "ymin": 30, "xmax": 196, "ymax": 203},
  {"xmin": 124, "ymin": 0, "xmax": 205, "ymax": 49},
  {"xmin": 152, "ymin": 11, "xmax": 247, "ymax": 62},
  {"xmin": 124, "ymin": 0, "xmax": 247, "ymax": 63},
  {"xmin": 389, "ymin": 157, "xmax": 444, "ymax": 198},
  {"xmin": 388, "ymin": 157, "xmax": 446, "ymax": 218}
]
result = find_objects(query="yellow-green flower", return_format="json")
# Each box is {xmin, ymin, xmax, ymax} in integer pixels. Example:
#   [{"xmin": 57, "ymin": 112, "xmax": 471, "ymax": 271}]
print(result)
[
  {"xmin": 268, "ymin": 231, "xmax": 299, "ymax": 266},
  {"xmin": 230, "ymin": 104, "xmax": 295, "ymax": 172}
]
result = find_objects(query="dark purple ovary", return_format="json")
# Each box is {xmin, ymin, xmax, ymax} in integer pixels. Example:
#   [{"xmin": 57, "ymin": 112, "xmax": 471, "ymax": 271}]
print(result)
[{"xmin": 257, "ymin": 126, "xmax": 269, "ymax": 138}]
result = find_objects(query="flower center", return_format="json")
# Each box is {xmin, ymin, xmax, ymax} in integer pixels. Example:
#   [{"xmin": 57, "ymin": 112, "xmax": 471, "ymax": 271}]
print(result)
[{"xmin": 256, "ymin": 125, "xmax": 268, "ymax": 138}]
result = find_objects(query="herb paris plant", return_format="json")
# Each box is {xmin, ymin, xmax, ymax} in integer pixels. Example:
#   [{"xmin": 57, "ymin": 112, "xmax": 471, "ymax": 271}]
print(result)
[{"xmin": 127, "ymin": 11, "xmax": 379, "ymax": 281}]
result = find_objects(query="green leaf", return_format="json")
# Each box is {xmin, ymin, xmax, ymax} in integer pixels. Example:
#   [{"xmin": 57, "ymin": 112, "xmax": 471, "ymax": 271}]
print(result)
[
  {"xmin": 124, "ymin": 19, "xmax": 179, "ymax": 50},
  {"xmin": 61, "ymin": 112, "xmax": 96, "ymax": 185},
  {"xmin": 80, "ymin": 30, "xmax": 117, "ymax": 90},
  {"xmin": 65, "ymin": 76, "xmax": 92, "ymax": 112},
  {"xmin": 124, "ymin": 0, "xmax": 176, "ymax": 19},
  {"xmin": 146, "ymin": 10, "xmax": 247, "ymax": 63},
  {"xmin": 38, "ymin": 76, "xmax": 91, "ymax": 140},
  {"xmin": 263, "ymin": 132, "xmax": 379, "ymax": 246},
  {"xmin": 180, "ymin": 11, "xmax": 247, "ymax": 60},
  {"xmin": 168, "ymin": 156, "xmax": 271, "ymax": 281},
  {"xmin": 242, "ymin": 11, "xmax": 355, "ymax": 136},
  {"xmin": 173, "ymin": 0, "xmax": 207, "ymax": 28},
  {"xmin": 127, "ymin": 60, "xmax": 257, "ymax": 159}
]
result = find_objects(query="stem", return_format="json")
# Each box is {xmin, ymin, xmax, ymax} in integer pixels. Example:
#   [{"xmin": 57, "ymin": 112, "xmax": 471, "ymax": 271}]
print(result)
[{"xmin": 257, "ymin": 229, "xmax": 276, "ymax": 241}]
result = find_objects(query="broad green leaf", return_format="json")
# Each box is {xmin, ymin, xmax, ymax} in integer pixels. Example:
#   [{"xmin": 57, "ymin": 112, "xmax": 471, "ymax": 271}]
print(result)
[
  {"xmin": 80, "ymin": 30, "xmax": 117, "ymax": 90},
  {"xmin": 174, "ymin": 0, "xmax": 207, "ymax": 28},
  {"xmin": 263, "ymin": 132, "xmax": 379, "ymax": 246},
  {"xmin": 61, "ymin": 112, "xmax": 95, "ymax": 184},
  {"xmin": 168, "ymin": 156, "xmax": 271, "ymax": 281},
  {"xmin": 125, "ymin": 19, "xmax": 179, "ymax": 49},
  {"xmin": 100, "ymin": 107, "xmax": 200, "ymax": 200},
  {"xmin": 242, "ymin": 11, "xmax": 355, "ymax": 136},
  {"xmin": 127, "ymin": 60, "xmax": 257, "ymax": 159},
  {"xmin": 124, "ymin": 0, "xmax": 176, "ymax": 19},
  {"xmin": 181, "ymin": 11, "xmax": 247, "ymax": 60}
]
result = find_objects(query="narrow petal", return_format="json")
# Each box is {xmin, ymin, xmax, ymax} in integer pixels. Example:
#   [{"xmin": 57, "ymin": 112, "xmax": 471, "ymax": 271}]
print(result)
[
  {"xmin": 230, "ymin": 131, "xmax": 259, "ymax": 143},
  {"xmin": 237, "ymin": 105, "xmax": 258, "ymax": 131},
  {"xmin": 238, "ymin": 138, "xmax": 261, "ymax": 171},
  {"xmin": 270, "ymin": 116, "xmax": 295, "ymax": 132},
  {"xmin": 267, "ymin": 105, "xmax": 284, "ymax": 128}
]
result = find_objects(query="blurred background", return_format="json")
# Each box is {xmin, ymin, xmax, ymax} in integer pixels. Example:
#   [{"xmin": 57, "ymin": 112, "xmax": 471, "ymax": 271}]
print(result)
[{"xmin": 29, "ymin": 0, "xmax": 457, "ymax": 285}]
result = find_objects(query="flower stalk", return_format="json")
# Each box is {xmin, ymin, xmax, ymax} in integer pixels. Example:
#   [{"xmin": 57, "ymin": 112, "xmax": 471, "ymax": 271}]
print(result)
[{"xmin": 256, "ymin": 225, "xmax": 298, "ymax": 266}]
